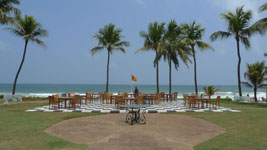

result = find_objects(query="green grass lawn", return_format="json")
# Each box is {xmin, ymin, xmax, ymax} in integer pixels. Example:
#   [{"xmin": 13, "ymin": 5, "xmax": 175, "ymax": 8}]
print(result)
[
  {"xmin": 1, "ymin": 102, "xmax": 267, "ymax": 150},
  {"xmin": 0, "ymin": 102, "xmax": 100, "ymax": 150},
  {"xmin": 191, "ymin": 102, "xmax": 267, "ymax": 150}
]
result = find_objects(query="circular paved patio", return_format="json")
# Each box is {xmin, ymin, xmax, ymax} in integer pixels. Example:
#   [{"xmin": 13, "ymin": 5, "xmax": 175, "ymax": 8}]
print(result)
[{"xmin": 45, "ymin": 114, "xmax": 224, "ymax": 150}]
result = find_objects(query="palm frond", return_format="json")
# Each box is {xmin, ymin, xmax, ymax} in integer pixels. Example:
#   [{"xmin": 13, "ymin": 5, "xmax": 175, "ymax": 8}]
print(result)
[
  {"xmin": 241, "ymin": 82, "xmax": 253, "ymax": 88},
  {"xmin": 210, "ymin": 31, "xmax": 232, "ymax": 41},
  {"xmin": 135, "ymin": 46, "xmax": 151, "ymax": 53},
  {"xmin": 240, "ymin": 36, "xmax": 250, "ymax": 49},
  {"xmin": 31, "ymin": 38, "xmax": 47, "ymax": 48},
  {"xmin": 259, "ymin": 3, "xmax": 267, "ymax": 12},
  {"xmin": 90, "ymin": 46, "xmax": 104, "ymax": 56},
  {"xmin": 196, "ymin": 41, "xmax": 214, "ymax": 51}
]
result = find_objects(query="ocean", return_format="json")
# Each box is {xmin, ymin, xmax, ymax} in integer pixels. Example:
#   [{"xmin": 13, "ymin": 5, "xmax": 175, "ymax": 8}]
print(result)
[{"xmin": 0, "ymin": 83, "xmax": 266, "ymax": 99}]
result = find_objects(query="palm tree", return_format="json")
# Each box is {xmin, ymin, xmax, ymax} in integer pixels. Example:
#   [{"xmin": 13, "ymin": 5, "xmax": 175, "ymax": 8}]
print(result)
[
  {"xmin": 0, "ymin": 0, "xmax": 20, "ymax": 25},
  {"xmin": 210, "ymin": 6, "xmax": 256, "ymax": 97},
  {"xmin": 136, "ymin": 22, "xmax": 165, "ymax": 93},
  {"xmin": 203, "ymin": 86, "xmax": 219, "ymax": 99},
  {"xmin": 242, "ymin": 61, "xmax": 267, "ymax": 102},
  {"xmin": 91, "ymin": 23, "xmax": 130, "ymax": 93},
  {"xmin": 6, "ymin": 15, "xmax": 48, "ymax": 95},
  {"xmin": 158, "ymin": 20, "xmax": 191, "ymax": 100},
  {"xmin": 251, "ymin": 3, "xmax": 267, "ymax": 34},
  {"xmin": 181, "ymin": 21, "xmax": 213, "ymax": 95}
]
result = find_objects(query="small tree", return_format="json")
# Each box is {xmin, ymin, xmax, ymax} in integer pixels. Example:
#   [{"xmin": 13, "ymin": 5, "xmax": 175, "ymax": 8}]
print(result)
[
  {"xmin": 203, "ymin": 86, "xmax": 219, "ymax": 99},
  {"xmin": 242, "ymin": 61, "xmax": 267, "ymax": 102}
]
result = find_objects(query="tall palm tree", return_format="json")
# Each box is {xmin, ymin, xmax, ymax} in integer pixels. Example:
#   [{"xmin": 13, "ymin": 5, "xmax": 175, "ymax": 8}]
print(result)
[
  {"xmin": 242, "ymin": 61, "xmax": 267, "ymax": 102},
  {"xmin": 181, "ymin": 21, "xmax": 213, "ymax": 95},
  {"xmin": 91, "ymin": 23, "xmax": 130, "ymax": 93},
  {"xmin": 210, "ymin": 6, "xmax": 255, "ymax": 97},
  {"xmin": 0, "ymin": 0, "xmax": 20, "ymax": 25},
  {"xmin": 6, "ymin": 15, "xmax": 48, "ymax": 95},
  {"xmin": 158, "ymin": 20, "xmax": 191, "ymax": 99},
  {"xmin": 136, "ymin": 22, "xmax": 165, "ymax": 93}
]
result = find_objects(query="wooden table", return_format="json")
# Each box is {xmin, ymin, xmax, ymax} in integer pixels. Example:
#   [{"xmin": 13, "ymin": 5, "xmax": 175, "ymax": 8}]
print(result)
[{"xmin": 58, "ymin": 97, "xmax": 74, "ymax": 109}]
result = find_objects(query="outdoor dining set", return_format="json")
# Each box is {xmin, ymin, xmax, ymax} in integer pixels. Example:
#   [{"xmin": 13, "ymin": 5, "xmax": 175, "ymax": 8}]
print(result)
[
  {"xmin": 48, "ymin": 92, "xmax": 220, "ymax": 110},
  {"xmin": 48, "ymin": 92, "xmax": 179, "ymax": 110}
]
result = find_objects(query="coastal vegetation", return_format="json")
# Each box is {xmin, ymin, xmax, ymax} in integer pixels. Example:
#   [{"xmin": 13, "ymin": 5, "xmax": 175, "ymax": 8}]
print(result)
[
  {"xmin": 91, "ymin": 23, "xmax": 130, "ymax": 93},
  {"xmin": 157, "ymin": 20, "xmax": 191, "ymax": 99},
  {"xmin": 6, "ymin": 15, "xmax": 48, "ymax": 95},
  {"xmin": 0, "ymin": 0, "xmax": 20, "ymax": 25},
  {"xmin": 203, "ymin": 86, "xmax": 219, "ymax": 99},
  {"xmin": 136, "ymin": 22, "xmax": 165, "ymax": 93},
  {"xmin": 210, "ymin": 6, "xmax": 265, "ymax": 97},
  {"xmin": 181, "ymin": 21, "xmax": 214, "ymax": 95},
  {"xmin": 242, "ymin": 61, "xmax": 267, "ymax": 102}
]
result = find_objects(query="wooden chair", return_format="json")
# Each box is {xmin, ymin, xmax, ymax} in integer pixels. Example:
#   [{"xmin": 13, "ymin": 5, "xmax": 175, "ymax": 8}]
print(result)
[
  {"xmin": 114, "ymin": 95, "xmax": 125, "ymax": 109},
  {"xmin": 172, "ymin": 92, "xmax": 178, "ymax": 101},
  {"xmin": 183, "ymin": 94, "xmax": 189, "ymax": 107},
  {"xmin": 69, "ymin": 95, "xmax": 81, "ymax": 109},
  {"xmin": 101, "ymin": 93, "xmax": 107, "ymax": 104},
  {"xmin": 49, "ymin": 96, "xmax": 60, "ymax": 110},
  {"xmin": 210, "ymin": 96, "xmax": 221, "ymax": 109},
  {"xmin": 105, "ymin": 93, "xmax": 112, "ymax": 104},
  {"xmin": 153, "ymin": 93, "xmax": 160, "ymax": 105},
  {"xmin": 85, "ymin": 92, "xmax": 93, "ymax": 104},
  {"xmin": 160, "ymin": 92, "xmax": 166, "ymax": 102},
  {"xmin": 188, "ymin": 95, "xmax": 200, "ymax": 109},
  {"xmin": 136, "ymin": 96, "xmax": 144, "ymax": 105},
  {"xmin": 123, "ymin": 92, "xmax": 128, "ymax": 98}
]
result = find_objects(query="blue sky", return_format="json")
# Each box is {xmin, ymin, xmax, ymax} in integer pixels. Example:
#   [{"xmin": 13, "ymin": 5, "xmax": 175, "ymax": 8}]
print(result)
[{"xmin": 0, "ymin": 0, "xmax": 266, "ymax": 85}]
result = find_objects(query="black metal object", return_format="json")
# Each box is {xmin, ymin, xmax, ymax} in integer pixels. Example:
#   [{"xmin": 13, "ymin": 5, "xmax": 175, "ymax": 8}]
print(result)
[{"xmin": 125, "ymin": 108, "xmax": 146, "ymax": 125}]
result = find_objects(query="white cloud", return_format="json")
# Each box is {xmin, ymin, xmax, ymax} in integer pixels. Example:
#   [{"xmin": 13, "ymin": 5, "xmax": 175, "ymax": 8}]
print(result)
[{"xmin": 210, "ymin": 0, "xmax": 266, "ymax": 21}]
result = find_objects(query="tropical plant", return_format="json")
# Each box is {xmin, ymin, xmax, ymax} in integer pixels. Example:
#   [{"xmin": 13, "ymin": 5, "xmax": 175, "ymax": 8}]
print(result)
[
  {"xmin": 242, "ymin": 61, "xmax": 267, "ymax": 102},
  {"xmin": 181, "ymin": 21, "xmax": 214, "ymax": 95},
  {"xmin": 158, "ymin": 20, "xmax": 191, "ymax": 99},
  {"xmin": 210, "ymin": 6, "xmax": 258, "ymax": 97},
  {"xmin": 250, "ymin": 3, "xmax": 267, "ymax": 34},
  {"xmin": 6, "ymin": 15, "xmax": 48, "ymax": 95},
  {"xmin": 203, "ymin": 86, "xmax": 219, "ymax": 99},
  {"xmin": 0, "ymin": 0, "xmax": 20, "ymax": 25},
  {"xmin": 91, "ymin": 23, "xmax": 130, "ymax": 93},
  {"xmin": 136, "ymin": 22, "xmax": 165, "ymax": 93}
]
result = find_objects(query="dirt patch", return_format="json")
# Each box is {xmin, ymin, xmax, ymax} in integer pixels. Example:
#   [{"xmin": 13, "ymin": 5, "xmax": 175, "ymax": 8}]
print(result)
[{"xmin": 46, "ymin": 114, "xmax": 225, "ymax": 150}]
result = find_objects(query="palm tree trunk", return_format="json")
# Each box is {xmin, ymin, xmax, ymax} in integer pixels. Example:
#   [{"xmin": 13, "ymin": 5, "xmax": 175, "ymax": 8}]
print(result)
[
  {"xmin": 106, "ymin": 50, "xmax": 110, "ymax": 93},
  {"xmin": 254, "ymin": 87, "xmax": 257, "ymax": 102},
  {"xmin": 12, "ymin": 40, "xmax": 29, "ymax": 95},
  {"xmin": 169, "ymin": 56, "xmax": 172, "ymax": 101},
  {"xmin": 156, "ymin": 51, "xmax": 159, "ymax": 93},
  {"xmin": 192, "ymin": 45, "xmax": 198, "ymax": 95},
  {"xmin": 236, "ymin": 35, "xmax": 242, "ymax": 97}
]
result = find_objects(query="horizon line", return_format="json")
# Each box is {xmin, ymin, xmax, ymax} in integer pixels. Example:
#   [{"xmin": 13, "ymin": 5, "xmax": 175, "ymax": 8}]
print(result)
[{"xmin": 0, "ymin": 83, "xmax": 238, "ymax": 86}]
